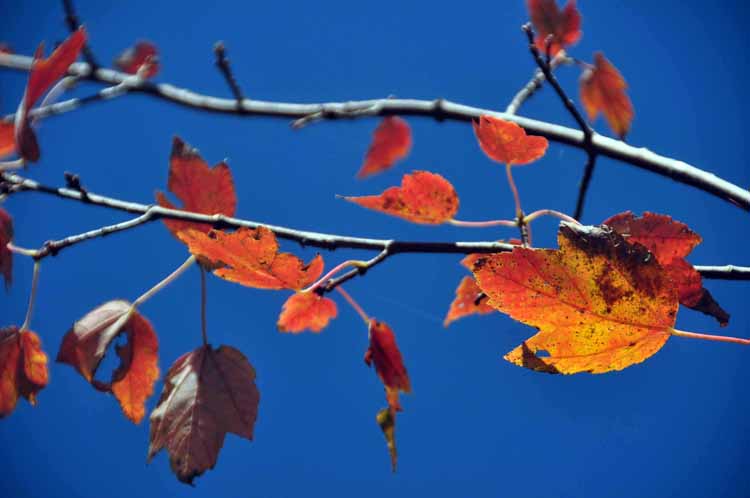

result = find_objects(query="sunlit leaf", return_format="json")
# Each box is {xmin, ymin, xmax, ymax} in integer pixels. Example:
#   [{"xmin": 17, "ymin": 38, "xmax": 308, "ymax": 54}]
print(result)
[
  {"xmin": 471, "ymin": 222, "xmax": 679, "ymax": 374},
  {"xmin": 444, "ymin": 276, "xmax": 494, "ymax": 327},
  {"xmin": 527, "ymin": 0, "xmax": 582, "ymax": 55},
  {"xmin": 156, "ymin": 136, "xmax": 237, "ymax": 237},
  {"xmin": 604, "ymin": 211, "xmax": 729, "ymax": 326},
  {"xmin": 356, "ymin": 116, "xmax": 412, "ymax": 179},
  {"xmin": 57, "ymin": 300, "xmax": 159, "ymax": 423},
  {"xmin": 148, "ymin": 344, "xmax": 260, "ymax": 485},
  {"xmin": 178, "ymin": 226, "xmax": 324, "ymax": 290},
  {"xmin": 0, "ymin": 207, "xmax": 13, "ymax": 289},
  {"xmin": 15, "ymin": 27, "xmax": 87, "ymax": 162},
  {"xmin": 580, "ymin": 52, "xmax": 634, "ymax": 139},
  {"xmin": 344, "ymin": 170, "xmax": 459, "ymax": 224},
  {"xmin": 376, "ymin": 407, "xmax": 398, "ymax": 472},
  {"xmin": 365, "ymin": 320, "xmax": 411, "ymax": 412},
  {"xmin": 473, "ymin": 116, "xmax": 548, "ymax": 165},
  {"xmin": 0, "ymin": 121, "xmax": 14, "ymax": 158},
  {"xmin": 114, "ymin": 41, "xmax": 159, "ymax": 78},
  {"xmin": 277, "ymin": 291, "xmax": 338, "ymax": 333},
  {"xmin": 0, "ymin": 326, "xmax": 48, "ymax": 418}
]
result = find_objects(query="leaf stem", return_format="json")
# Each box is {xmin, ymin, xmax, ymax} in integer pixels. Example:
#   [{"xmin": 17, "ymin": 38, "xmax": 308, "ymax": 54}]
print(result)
[
  {"xmin": 523, "ymin": 209, "xmax": 580, "ymax": 225},
  {"xmin": 505, "ymin": 163, "xmax": 523, "ymax": 218},
  {"xmin": 133, "ymin": 255, "xmax": 196, "ymax": 307},
  {"xmin": 447, "ymin": 218, "xmax": 517, "ymax": 228},
  {"xmin": 303, "ymin": 259, "xmax": 369, "ymax": 293},
  {"xmin": 200, "ymin": 265, "xmax": 208, "ymax": 345},
  {"xmin": 20, "ymin": 261, "xmax": 41, "ymax": 331},
  {"xmin": 335, "ymin": 286, "xmax": 370, "ymax": 325},
  {"xmin": 671, "ymin": 328, "xmax": 750, "ymax": 345}
]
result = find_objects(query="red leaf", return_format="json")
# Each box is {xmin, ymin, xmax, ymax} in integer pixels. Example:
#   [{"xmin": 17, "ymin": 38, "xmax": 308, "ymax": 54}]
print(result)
[
  {"xmin": 0, "ymin": 207, "xmax": 13, "ymax": 289},
  {"xmin": 473, "ymin": 116, "xmax": 548, "ymax": 165},
  {"xmin": 0, "ymin": 326, "xmax": 48, "ymax": 418},
  {"xmin": 444, "ymin": 276, "xmax": 494, "ymax": 327},
  {"xmin": 344, "ymin": 170, "xmax": 459, "ymax": 224},
  {"xmin": 277, "ymin": 292, "xmax": 338, "ymax": 333},
  {"xmin": 57, "ymin": 300, "xmax": 160, "ymax": 423},
  {"xmin": 114, "ymin": 41, "xmax": 159, "ymax": 78},
  {"xmin": 156, "ymin": 136, "xmax": 237, "ymax": 237},
  {"xmin": 357, "ymin": 117, "xmax": 412, "ymax": 179},
  {"xmin": 603, "ymin": 212, "xmax": 729, "ymax": 326},
  {"xmin": 365, "ymin": 320, "xmax": 410, "ymax": 412},
  {"xmin": 0, "ymin": 121, "xmax": 15, "ymax": 158},
  {"xmin": 580, "ymin": 52, "xmax": 634, "ymax": 139},
  {"xmin": 148, "ymin": 344, "xmax": 260, "ymax": 485},
  {"xmin": 15, "ymin": 27, "xmax": 87, "ymax": 162},
  {"xmin": 527, "ymin": 0, "xmax": 582, "ymax": 55}
]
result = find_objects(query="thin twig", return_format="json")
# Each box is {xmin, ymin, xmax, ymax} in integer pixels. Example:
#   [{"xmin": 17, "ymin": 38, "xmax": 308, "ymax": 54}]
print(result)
[
  {"xmin": 213, "ymin": 42, "xmax": 246, "ymax": 103},
  {"xmin": 1, "ymin": 171, "xmax": 745, "ymax": 280},
  {"xmin": 0, "ymin": 53, "xmax": 746, "ymax": 211},
  {"xmin": 574, "ymin": 153, "xmax": 598, "ymax": 220},
  {"xmin": 317, "ymin": 246, "xmax": 392, "ymax": 294},
  {"xmin": 61, "ymin": 0, "xmax": 99, "ymax": 69},
  {"xmin": 505, "ymin": 53, "xmax": 571, "ymax": 115}
]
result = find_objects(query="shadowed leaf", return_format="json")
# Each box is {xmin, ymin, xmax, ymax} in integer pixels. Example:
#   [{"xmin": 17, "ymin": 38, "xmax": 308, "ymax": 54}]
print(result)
[
  {"xmin": 0, "ymin": 326, "xmax": 48, "ymax": 418},
  {"xmin": 473, "ymin": 116, "xmax": 548, "ymax": 165},
  {"xmin": 114, "ymin": 41, "xmax": 159, "ymax": 78},
  {"xmin": 527, "ymin": 0, "xmax": 582, "ymax": 55},
  {"xmin": 0, "ymin": 121, "xmax": 14, "ymax": 158},
  {"xmin": 357, "ymin": 116, "xmax": 412, "ymax": 179},
  {"xmin": 277, "ymin": 292, "xmax": 338, "ymax": 333},
  {"xmin": 148, "ymin": 344, "xmax": 260, "ymax": 485},
  {"xmin": 376, "ymin": 407, "xmax": 398, "ymax": 472},
  {"xmin": 0, "ymin": 208, "xmax": 13, "ymax": 289},
  {"xmin": 471, "ymin": 222, "xmax": 679, "ymax": 374},
  {"xmin": 580, "ymin": 52, "xmax": 634, "ymax": 139},
  {"xmin": 365, "ymin": 320, "xmax": 411, "ymax": 412},
  {"xmin": 444, "ymin": 276, "xmax": 494, "ymax": 327},
  {"xmin": 344, "ymin": 170, "xmax": 458, "ymax": 224}
]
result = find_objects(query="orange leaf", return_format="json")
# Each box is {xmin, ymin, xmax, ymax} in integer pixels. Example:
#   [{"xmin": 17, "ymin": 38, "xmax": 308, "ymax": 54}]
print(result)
[
  {"xmin": 0, "ymin": 327, "xmax": 48, "ymax": 418},
  {"xmin": 0, "ymin": 121, "xmax": 15, "ymax": 158},
  {"xmin": 57, "ymin": 300, "xmax": 159, "ymax": 423},
  {"xmin": 356, "ymin": 116, "xmax": 412, "ymax": 179},
  {"xmin": 444, "ymin": 276, "xmax": 495, "ymax": 327},
  {"xmin": 580, "ymin": 52, "xmax": 634, "ymax": 139},
  {"xmin": 148, "ymin": 344, "xmax": 260, "ymax": 485},
  {"xmin": 604, "ymin": 211, "xmax": 729, "ymax": 326},
  {"xmin": 114, "ymin": 41, "xmax": 159, "ymax": 78},
  {"xmin": 0, "ymin": 207, "xmax": 12, "ymax": 289},
  {"xmin": 15, "ymin": 27, "xmax": 87, "ymax": 162},
  {"xmin": 473, "ymin": 116, "xmax": 548, "ymax": 165},
  {"xmin": 344, "ymin": 170, "xmax": 459, "ymax": 224},
  {"xmin": 277, "ymin": 292, "xmax": 338, "ymax": 333},
  {"xmin": 156, "ymin": 136, "xmax": 237, "ymax": 237},
  {"xmin": 177, "ymin": 226, "xmax": 324, "ymax": 290},
  {"xmin": 365, "ymin": 320, "xmax": 411, "ymax": 412},
  {"xmin": 471, "ymin": 222, "xmax": 679, "ymax": 374},
  {"xmin": 376, "ymin": 407, "xmax": 398, "ymax": 473},
  {"xmin": 527, "ymin": 0, "xmax": 582, "ymax": 55}
]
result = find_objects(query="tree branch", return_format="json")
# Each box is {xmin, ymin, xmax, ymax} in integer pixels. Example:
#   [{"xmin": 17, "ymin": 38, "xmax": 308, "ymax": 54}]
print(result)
[
  {"xmin": 573, "ymin": 153, "xmax": 598, "ymax": 220},
  {"xmin": 213, "ymin": 42, "xmax": 245, "ymax": 103},
  {"xmin": 505, "ymin": 53, "xmax": 571, "ymax": 115},
  {"xmin": 1, "ymin": 171, "xmax": 746, "ymax": 281},
  {"xmin": 1, "ymin": 53, "xmax": 745, "ymax": 212},
  {"xmin": 61, "ymin": 0, "xmax": 99, "ymax": 69}
]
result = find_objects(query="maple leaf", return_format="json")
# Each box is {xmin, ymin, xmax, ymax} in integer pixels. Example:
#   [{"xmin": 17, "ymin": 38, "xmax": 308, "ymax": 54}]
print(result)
[
  {"xmin": 0, "ymin": 121, "xmax": 14, "ymax": 158},
  {"xmin": 277, "ymin": 291, "xmax": 338, "ymax": 333},
  {"xmin": 57, "ymin": 300, "xmax": 159, "ymax": 424},
  {"xmin": 471, "ymin": 222, "xmax": 679, "ymax": 374},
  {"xmin": 155, "ymin": 136, "xmax": 237, "ymax": 237},
  {"xmin": 365, "ymin": 320, "xmax": 411, "ymax": 412},
  {"xmin": 114, "ymin": 41, "xmax": 159, "ymax": 78},
  {"xmin": 0, "ymin": 207, "xmax": 13, "ymax": 289},
  {"xmin": 473, "ymin": 116, "xmax": 548, "ymax": 165},
  {"xmin": 0, "ymin": 326, "xmax": 48, "ymax": 418},
  {"xmin": 356, "ymin": 116, "xmax": 412, "ymax": 179},
  {"xmin": 527, "ymin": 0, "xmax": 582, "ymax": 55},
  {"xmin": 15, "ymin": 27, "xmax": 87, "ymax": 162},
  {"xmin": 604, "ymin": 211, "xmax": 729, "ymax": 326},
  {"xmin": 444, "ymin": 276, "xmax": 495, "ymax": 327},
  {"xmin": 344, "ymin": 170, "xmax": 459, "ymax": 224},
  {"xmin": 580, "ymin": 52, "xmax": 634, "ymax": 139},
  {"xmin": 177, "ymin": 226, "xmax": 324, "ymax": 290},
  {"xmin": 148, "ymin": 344, "xmax": 260, "ymax": 485},
  {"xmin": 376, "ymin": 407, "xmax": 398, "ymax": 473}
]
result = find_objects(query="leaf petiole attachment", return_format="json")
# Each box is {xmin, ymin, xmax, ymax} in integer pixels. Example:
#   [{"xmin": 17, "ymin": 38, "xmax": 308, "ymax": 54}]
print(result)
[{"xmin": 335, "ymin": 286, "xmax": 370, "ymax": 325}]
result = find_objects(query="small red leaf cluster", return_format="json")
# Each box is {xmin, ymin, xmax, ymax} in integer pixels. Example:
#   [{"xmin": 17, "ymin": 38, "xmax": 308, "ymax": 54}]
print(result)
[
  {"xmin": 527, "ymin": 0, "xmax": 582, "ymax": 55},
  {"xmin": 114, "ymin": 41, "xmax": 159, "ymax": 78}
]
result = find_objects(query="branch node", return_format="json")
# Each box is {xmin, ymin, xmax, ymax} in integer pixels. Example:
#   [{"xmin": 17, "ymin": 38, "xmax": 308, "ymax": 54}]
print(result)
[{"xmin": 213, "ymin": 41, "xmax": 246, "ymax": 104}]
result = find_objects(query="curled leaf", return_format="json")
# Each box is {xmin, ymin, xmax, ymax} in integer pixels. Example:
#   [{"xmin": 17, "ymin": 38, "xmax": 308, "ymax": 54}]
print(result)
[
  {"xmin": 603, "ymin": 211, "xmax": 729, "ymax": 326},
  {"xmin": 178, "ymin": 226, "xmax": 324, "ymax": 290},
  {"xmin": 471, "ymin": 222, "xmax": 679, "ymax": 374},
  {"xmin": 473, "ymin": 116, "xmax": 548, "ymax": 165},
  {"xmin": 444, "ymin": 276, "xmax": 494, "ymax": 327},
  {"xmin": 344, "ymin": 170, "xmax": 459, "ymax": 224},
  {"xmin": 357, "ymin": 116, "xmax": 412, "ymax": 179},
  {"xmin": 114, "ymin": 41, "xmax": 159, "ymax": 78},
  {"xmin": 156, "ymin": 136, "xmax": 237, "ymax": 237},
  {"xmin": 376, "ymin": 407, "xmax": 398, "ymax": 472},
  {"xmin": 580, "ymin": 52, "xmax": 634, "ymax": 139},
  {"xmin": 527, "ymin": 0, "xmax": 582, "ymax": 55},
  {"xmin": 148, "ymin": 344, "xmax": 260, "ymax": 485},
  {"xmin": 0, "ymin": 207, "xmax": 13, "ymax": 289},
  {"xmin": 57, "ymin": 300, "xmax": 159, "ymax": 423},
  {"xmin": 0, "ymin": 326, "xmax": 48, "ymax": 418},
  {"xmin": 365, "ymin": 320, "xmax": 411, "ymax": 412},
  {"xmin": 277, "ymin": 292, "xmax": 338, "ymax": 333}
]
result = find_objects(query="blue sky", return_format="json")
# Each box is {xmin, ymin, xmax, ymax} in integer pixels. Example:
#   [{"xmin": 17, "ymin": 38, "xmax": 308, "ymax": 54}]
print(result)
[{"xmin": 1, "ymin": 1, "xmax": 749, "ymax": 497}]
